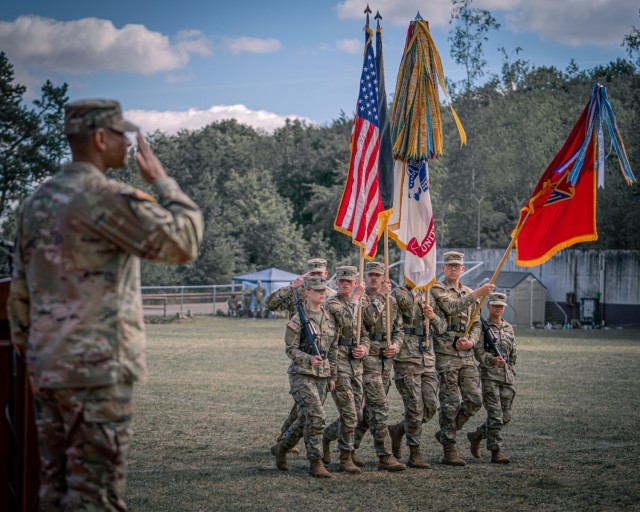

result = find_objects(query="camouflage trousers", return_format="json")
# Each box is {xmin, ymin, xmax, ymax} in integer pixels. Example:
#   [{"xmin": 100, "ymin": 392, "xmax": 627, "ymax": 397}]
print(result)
[
  {"xmin": 393, "ymin": 363, "xmax": 439, "ymax": 447},
  {"xmin": 324, "ymin": 371, "xmax": 364, "ymax": 451},
  {"xmin": 354, "ymin": 366, "xmax": 393, "ymax": 457},
  {"xmin": 276, "ymin": 401, "xmax": 299, "ymax": 443},
  {"xmin": 32, "ymin": 382, "xmax": 134, "ymax": 512},
  {"xmin": 282, "ymin": 374, "xmax": 328, "ymax": 460},
  {"xmin": 437, "ymin": 362, "xmax": 482, "ymax": 445},
  {"xmin": 475, "ymin": 379, "xmax": 516, "ymax": 451}
]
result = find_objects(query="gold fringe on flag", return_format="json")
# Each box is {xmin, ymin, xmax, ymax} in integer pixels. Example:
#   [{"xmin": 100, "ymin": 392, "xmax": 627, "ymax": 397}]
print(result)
[{"xmin": 391, "ymin": 19, "xmax": 466, "ymax": 161}]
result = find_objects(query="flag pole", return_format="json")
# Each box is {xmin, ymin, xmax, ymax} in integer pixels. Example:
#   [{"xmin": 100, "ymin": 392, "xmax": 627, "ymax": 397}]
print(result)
[
  {"xmin": 355, "ymin": 247, "xmax": 365, "ymax": 345},
  {"xmin": 462, "ymin": 212, "xmax": 530, "ymax": 337},
  {"xmin": 384, "ymin": 226, "xmax": 391, "ymax": 347}
]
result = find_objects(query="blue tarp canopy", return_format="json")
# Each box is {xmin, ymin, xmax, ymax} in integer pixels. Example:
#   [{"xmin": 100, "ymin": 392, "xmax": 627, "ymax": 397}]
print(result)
[{"xmin": 232, "ymin": 267, "xmax": 299, "ymax": 297}]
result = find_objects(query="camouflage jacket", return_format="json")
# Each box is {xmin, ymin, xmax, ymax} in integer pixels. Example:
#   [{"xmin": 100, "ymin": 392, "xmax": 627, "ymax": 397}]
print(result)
[
  {"xmin": 324, "ymin": 293, "xmax": 370, "ymax": 376},
  {"xmin": 8, "ymin": 162, "xmax": 203, "ymax": 389},
  {"xmin": 254, "ymin": 285, "xmax": 265, "ymax": 302},
  {"xmin": 474, "ymin": 318, "xmax": 517, "ymax": 384},
  {"xmin": 266, "ymin": 285, "xmax": 303, "ymax": 318},
  {"xmin": 393, "ymin": 286, "xmax": 447, "ymax": 368},
  {"xmin": 284, "ymin": 306, "xmax": 338, "ymax": 380},
  {"xmin": 430, "ymin": 278, "xmax": 481, "ymax": 360},
  {"xmin": 361, "ymin": 289, "xmax": 403, "ymax": 373}
]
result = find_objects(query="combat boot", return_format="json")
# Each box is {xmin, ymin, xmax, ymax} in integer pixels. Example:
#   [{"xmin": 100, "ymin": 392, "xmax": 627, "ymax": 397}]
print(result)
[
  {"xmin": 338, "ymin": 450, "xmax": 362, "ymax": 474},
  {"xmin": 309, "ymin": 459, "xmax": 332, "ymax": 478},
  {"xmin": 288, "ymin": 446, "xmax": 300, "ymax": 454},
  {"xmin": 491, "ymin": 448, "xmax": 510, "ymax": 464},
  {"xmin": 389, "ymin": 422, "xmax": 405, "ymax": 460},
  {"xmin": 351, "ymin": 449, "xmax": 365, "ymax": 468},
  {"xmin": 322, "ymin": 434, "xmax": 332, "ymax": 464},
  {"xmin": 271, "ymin": 442, "xmax": 289, "ymax": 471},
  {"xmin": 378, "ymin": 454, "xmax": 407, "ymax": 472},
  {"xmin": 408, "ymin": 445, "xmax": 430, "ymax": 469},
  {"xmin": 442, "ymin": 444, "xmax": 466, "ymax": 466},
  {"xmin": 467, "ymin": 431, "xmax": 482, "ymax": 459}
]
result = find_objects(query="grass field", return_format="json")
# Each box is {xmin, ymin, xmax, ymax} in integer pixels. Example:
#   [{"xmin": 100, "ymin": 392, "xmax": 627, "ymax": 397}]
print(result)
[{"xmin": 125, "ymin": 316, "xmax": 640, "ymax": 511}]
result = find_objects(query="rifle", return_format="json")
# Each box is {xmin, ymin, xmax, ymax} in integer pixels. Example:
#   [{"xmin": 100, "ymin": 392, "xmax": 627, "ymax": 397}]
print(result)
[
  {"xmin": 291, "ymin": 288, "xmax": 321, "ymax": 357},
  {"xmin": 479, "ymin": 315, "xmax": 507, "ymax": 363}
]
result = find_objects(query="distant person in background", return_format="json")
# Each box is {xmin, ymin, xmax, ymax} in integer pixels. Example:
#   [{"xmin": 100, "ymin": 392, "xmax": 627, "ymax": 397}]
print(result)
[
  {"xmin": 7, "ymin": 99, "xmax": 203, "ymax": 511},
  {"xmin": 227, "ymin": 293, "xmax": 238, "ymax": 317},
  {"xmin": 468, "ymin": 292, "xmax": 517, "ymax": 464},
  {"xmin": 253, "ymin": 280, "xmax": 265, "ymax": 319},
  {"xmin": 242, "ymin": 283, "xmax": 253, "ymax": 318}
]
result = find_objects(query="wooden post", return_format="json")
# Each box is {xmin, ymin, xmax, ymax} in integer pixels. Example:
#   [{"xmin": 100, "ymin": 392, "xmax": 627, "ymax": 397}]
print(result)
[
  {"xmin": 384, "ymin": 227, "xmax": 391, "ymax": 347},
  {"xmin": 355, "ymin": 247, "xmax": 365, "ymax": 345},
  {"xmin": 462, "ymin": 213, "xmax": 530, "ymax": 337}
]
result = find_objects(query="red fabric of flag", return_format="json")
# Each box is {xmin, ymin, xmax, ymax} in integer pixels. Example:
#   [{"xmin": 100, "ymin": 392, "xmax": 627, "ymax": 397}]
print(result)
[
  {"xmin": 515, "ymin": 103, "xmax": 597, "ymax": 267},
  {"xmin": 334, "ymin": 28, "xmax": 383, "ymax": 259}
]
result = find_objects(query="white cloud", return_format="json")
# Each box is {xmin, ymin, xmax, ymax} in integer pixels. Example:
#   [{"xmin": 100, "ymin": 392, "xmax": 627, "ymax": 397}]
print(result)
[
  {"xmin": 336, "ymin": 38, "xmax": 362, "ymax": 54},
  {"xmin": 124, "ymin": 104, "xmax": 314, "ymax": 135},
  {"xmin": 336, "ymin": 0, "xmax": 636, "ymax": 47},
  {"xmin": 505, "ymin": 0, "xmax": 638, "ymax": 46},
  {"xmin": 336, "ymin": 0, "xmax": 454, "ymax": 27},
  {"xmin": 0, "ymin": 16, "xmax": 212, "ymax": 74},
  {"xmin": 224, "ymin": 36, "xmax": 282, "ymax": 54}
]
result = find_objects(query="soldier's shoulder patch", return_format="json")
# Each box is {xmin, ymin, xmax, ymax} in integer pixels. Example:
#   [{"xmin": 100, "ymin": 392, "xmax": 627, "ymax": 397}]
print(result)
[
  {"xmin": 432, "ymin": 283, "xmax": 446, "ymax": 290},
  {"xmin": 121, "ymin": 187, "xmax": 157, "ymax": 203},
  {"xmin": 287, "ymin": 319, "xmax": 301, "ymax": 332}
]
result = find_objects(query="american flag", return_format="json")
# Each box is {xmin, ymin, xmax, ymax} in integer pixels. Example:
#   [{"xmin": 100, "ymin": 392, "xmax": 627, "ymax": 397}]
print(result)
[{"xmin": 334, "ymin": 28, "xmax": 383, "ymax": 259}]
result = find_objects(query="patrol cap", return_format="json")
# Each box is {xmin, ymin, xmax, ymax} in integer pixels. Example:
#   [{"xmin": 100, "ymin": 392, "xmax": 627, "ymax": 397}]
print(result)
[
  {"xmin": 443, "ymin": 251, "xmax": 464, "ymax": 265},
  {"xmin": 307, "ymin": 258, "xmax": 327, "ymax": 273},
  {"xmin": 335, "ymin": 266, "xmax": 357, "ymax": 281},
  {"xmin": 365, "ymin": 261, "xmax": 385, "ymax": 275},
  {"xmin": 64, "ymin": 99, "xmax": 138, "ymax": 135},
  {"xmin": 488, "ymin": 292, "xmax": 507, "ymax": 306},
  {"xmin": 304, "ymin": 276, "xmax": 327, "ymax": 290}
]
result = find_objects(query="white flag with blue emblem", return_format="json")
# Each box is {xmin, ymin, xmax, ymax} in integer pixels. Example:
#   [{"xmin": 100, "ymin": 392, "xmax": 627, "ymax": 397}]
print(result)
[{"xmin": 388, "ymin": 159, "xmax": 437, "ymax": 289}]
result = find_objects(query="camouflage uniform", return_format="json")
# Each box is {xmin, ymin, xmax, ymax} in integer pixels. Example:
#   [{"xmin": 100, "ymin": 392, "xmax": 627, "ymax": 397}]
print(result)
[
  {"xmin": 353, "ymin": 263, "xmax": 404, "ymax": 459},
  {"xmin": 431, "ymin": 256, "xmax": 482, "ymax": 449},
  {"xmin": 242, "ymin": 284, "xmax": 253, "ymax": 317},
  {"xmin": 269, "ymin": 259, "xmax": 331, "ymax": 444},
  {"xmin": 323, "ymin": 267, "xmax": 369, "ymax": 453},
  {"xmin": 472, "ymin": 295, "xmax": 517, "ymax": 453},
  {"xmin": 278, "ymin": 279, "xmax": 338, "ymax": 462},
  {"xmin": 7, "ymin": 99, "xmax": 203, "ymax": 511},
  {"xmin": 253, "ymin": 282, "xmax": 265, "ymax": 318},
  {"xmin": 392, "ymin": 286, "xmax": 447, "ymax": 452}
]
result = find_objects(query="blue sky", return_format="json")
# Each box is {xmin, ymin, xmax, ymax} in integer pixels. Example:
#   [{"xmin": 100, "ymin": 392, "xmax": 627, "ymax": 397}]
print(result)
[{"xmin": 1, "ymin": 0, "xmax": 637, "ymax": 133}]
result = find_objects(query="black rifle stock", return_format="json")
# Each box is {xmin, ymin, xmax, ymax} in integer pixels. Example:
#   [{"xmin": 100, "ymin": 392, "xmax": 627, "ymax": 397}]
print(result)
[
  {"xmin": 480, "ymin": 315, "xmax": 506, "ymax": 362},
  {"xmin": 291, "ymin": 288, "xmax": 321, "ymax": 357}
]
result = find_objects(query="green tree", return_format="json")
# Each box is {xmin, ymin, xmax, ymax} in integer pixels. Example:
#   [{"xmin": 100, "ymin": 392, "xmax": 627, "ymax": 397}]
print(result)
[
  {"xmin": 448, "ymin": 0, "xmax": 501, "ymax": 93},
  {"xmin": 622, "ymin": 9, "xmax": 640, "ymax": 67},
  {"xmin": 0, "ymin": 52, "xmax": 68, "ymax": 221}
]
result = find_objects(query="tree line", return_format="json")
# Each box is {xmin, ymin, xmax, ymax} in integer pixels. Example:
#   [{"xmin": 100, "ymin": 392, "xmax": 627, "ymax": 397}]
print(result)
[{"xmin": 1, "ymin": 4, "xmax": 639, "ymax": 284}]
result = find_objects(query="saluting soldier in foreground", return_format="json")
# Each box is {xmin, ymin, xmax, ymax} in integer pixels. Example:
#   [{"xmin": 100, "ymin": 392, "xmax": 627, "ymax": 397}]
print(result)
[
  {"xmin": 389, "ymin": 282, "xmax": 447, "ymax": 469},
  {"xmin": 271, "ymin": 276, "xmax": 338, "ymax": 478},
  {"xmin": 353, "ymin": 261, "xmax": 406, "ymax": 471},
  {"xmin": 468, "ymin": 292, "xmax": 517, "ymax": 463},
  {"xmin": 8, "ymin": 99, "xmax": 203, "ymax": 510},
  {"xmin": 431, "ymin": 251, "xmax": 494, "ymax": 466},
  {"xmin": 321, "ymin": 266, "xmax": 369, "ymax": 474}
]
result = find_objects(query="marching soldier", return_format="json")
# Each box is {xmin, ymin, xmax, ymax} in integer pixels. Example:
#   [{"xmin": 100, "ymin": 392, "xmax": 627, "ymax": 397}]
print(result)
[
  {"xmin": 389, "ymin": 282, "xmax": 448, "ymax": 469},
  {"xmin": 321, "ymin": 266, "xmax": 369, "ymax": 474},
  {"xmin": 468, "ymin": 292, "xmax": 517, "ymax": 463},
  {"xmin": 268, "ymin": 258, "xmax": 331, "ymax": 453},
  {"xmin": 352, "ymin": 261, "xmax": 406, "ymax": 471},
  {"xmin": 431, "ymin": 251, "xmax": 494, "ymax": 466},
  {"xmin": 271, "ymin": 276, "xmax": 338, "ymax": 478}
]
